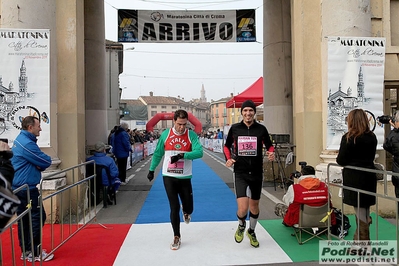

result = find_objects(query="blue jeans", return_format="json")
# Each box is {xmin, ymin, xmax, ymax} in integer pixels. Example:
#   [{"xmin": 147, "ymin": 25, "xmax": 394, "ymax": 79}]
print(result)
[{"xmin": 16, "ymin": 188, "xmax": 46, "ymax": 256}]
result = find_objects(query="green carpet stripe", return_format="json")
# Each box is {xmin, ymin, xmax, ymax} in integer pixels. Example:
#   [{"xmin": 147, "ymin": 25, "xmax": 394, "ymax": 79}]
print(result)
[{"xmin": 259, "ymin": 213, "xmax": 397, "ymax": 262}]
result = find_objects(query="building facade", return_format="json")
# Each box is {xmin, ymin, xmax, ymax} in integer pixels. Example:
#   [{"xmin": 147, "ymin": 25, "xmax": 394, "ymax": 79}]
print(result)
[
  {"xmin": 209, "ymin": 97, "xmax": 230, "ymax": 130},
  {"xmin": 121, "ymin": 91, "xmax": 210, "ymax": 132}
]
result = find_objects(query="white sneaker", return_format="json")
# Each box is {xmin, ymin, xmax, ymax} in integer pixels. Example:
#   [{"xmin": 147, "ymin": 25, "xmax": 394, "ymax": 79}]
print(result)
[
  {"xmin": 183, "ymin": 213, "xmax": 191, "ymax": 224},
  {"xmin": 28, "ymin": 250, "xmax": 54, "ymax": 262},
  {"xmin": 181, "ymin": 205, "xmax": 191, "ymax": 224},
  {"xmin": 20, "ymin": 251, "xmax": 31, "ymax": 260},
  {"xmin": 170, "ymin": 236, "xmax": 181, "ymax": 250}
]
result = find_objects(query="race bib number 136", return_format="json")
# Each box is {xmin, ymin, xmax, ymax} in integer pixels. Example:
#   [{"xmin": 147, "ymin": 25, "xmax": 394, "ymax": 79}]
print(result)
[{"xmin": 237, "ymin": 136, "xmax": 257, "ymax": 156}]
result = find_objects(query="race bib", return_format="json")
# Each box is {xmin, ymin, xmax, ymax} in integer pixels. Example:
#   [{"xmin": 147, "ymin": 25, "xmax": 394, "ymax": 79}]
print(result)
[
  {"xmin": 237, "ymin": 136, "xmax": 257, "ymax": 156},
  {"xmin": 167, "ymin": 159, "xmax": 184, "ymax": 174}
]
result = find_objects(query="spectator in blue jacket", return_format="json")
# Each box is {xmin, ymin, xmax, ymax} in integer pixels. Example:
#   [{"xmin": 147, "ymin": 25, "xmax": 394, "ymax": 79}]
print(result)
[
  {"xmin": 87, "ymin": 141, "xmax": 120, "ymax": 189},
  {"xmin": 217, "ymin": 129, "xmax": 223, "ymax": 139},
  {"xmin": 12, "ymin": 116, "xmax": 54, "ymax": 262},
  {"xmin": 111, "ymin": 122, "xmax": 132, "ymax": 184}
]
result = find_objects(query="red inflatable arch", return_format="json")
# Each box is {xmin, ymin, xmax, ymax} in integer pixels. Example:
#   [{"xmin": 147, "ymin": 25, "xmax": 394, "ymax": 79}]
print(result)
[{"xmin": 146, "ymin": 112, "xmax": 202, "ymax": 134}]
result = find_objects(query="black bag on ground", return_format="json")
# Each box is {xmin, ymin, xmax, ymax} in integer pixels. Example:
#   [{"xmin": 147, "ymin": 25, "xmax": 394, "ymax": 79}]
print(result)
[{"xmin": 330, "ymin": 208, "xmax": 351, "ymax": 238}]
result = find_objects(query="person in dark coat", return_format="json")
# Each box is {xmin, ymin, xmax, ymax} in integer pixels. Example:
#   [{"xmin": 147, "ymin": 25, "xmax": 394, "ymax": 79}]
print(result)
[
  {"xmin": 111, "ymin": 122, "xmax": 132, "ymax": 184},
  {"xmin": 383, "ymin": 111, "xmax": 399, "ymax": 199},
  {"xmin": 0, "ymin": 140, "xmax": 14, "ymax": 184},
  {"xmin": 0, "ymin": 139, "xmax": 20, "ymax": 234},
  {"xmin": 336, "ymin": 108, "xmax": 377, "ymax": 241}
]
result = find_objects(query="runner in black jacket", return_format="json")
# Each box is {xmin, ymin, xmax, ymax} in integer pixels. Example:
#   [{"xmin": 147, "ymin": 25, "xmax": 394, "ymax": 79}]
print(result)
[{"xmin": 223, "ymin": 100, "xmax": 275, "ymax": 248}]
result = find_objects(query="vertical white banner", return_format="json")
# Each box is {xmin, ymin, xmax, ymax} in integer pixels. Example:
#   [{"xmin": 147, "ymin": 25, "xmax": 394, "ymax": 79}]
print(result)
[
  {"xmin": 327, "ymin": 37, "xmax": 385, "ymax": 150},
  {"xmin": 0, "ymin": 29, "xmax": 50, "ymax": 147}
]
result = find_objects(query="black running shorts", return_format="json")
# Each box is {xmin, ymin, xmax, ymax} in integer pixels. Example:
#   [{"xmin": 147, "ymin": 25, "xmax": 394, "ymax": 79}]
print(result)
[{"xmin": 234, "ymin": 172, "xmax": 263, "ymax": 200}]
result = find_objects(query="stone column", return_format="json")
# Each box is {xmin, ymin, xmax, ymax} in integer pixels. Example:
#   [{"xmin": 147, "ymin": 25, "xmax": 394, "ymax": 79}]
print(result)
[
  {"xmin": 0, "ymin": 0, "xmax": 60, "ymax": 161},
  {"xmin": 56, "ymin": 0, "xmax": 86, "ymax": 168},
  {"xmin": 84, "ymin": 0, "xmax": 108, "ymax": 147},
  {"xmin": 317, "ymin": 0, "xmax": 372, "ymax": 179},
  {"xmin": 290, "ymin": 0, "xmax": 324, "ymax": 168},
  {"xmin": 262, "ymin": 0, "xmax": 293, "ymax": 181},
  {"xmin": 263, "ymin": 0, "xmax": 292, "ymax": 138}
]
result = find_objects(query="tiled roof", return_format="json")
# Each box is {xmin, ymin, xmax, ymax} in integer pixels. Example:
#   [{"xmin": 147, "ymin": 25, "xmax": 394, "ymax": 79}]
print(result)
[
  {"xmin": 122, "ymin": 95, "xmax": 210, "ymax": 109},
  {"xmin": 191, "ymin": 102, "xmax": 210, "ymax": 109},
  {"xmin": 105, "ymin": 39, "xmax": 121, "ymax": 45},
  {"xmin": 120, "ymin": 99, "xmax": 145, "ymax": 106},
  {"xmin": 212, "ymin": 96, "xmax": 232, "ymax": 103},
  {"xmin": 140, "ymin": 96, "xmax": 182, "ymax": 105}
]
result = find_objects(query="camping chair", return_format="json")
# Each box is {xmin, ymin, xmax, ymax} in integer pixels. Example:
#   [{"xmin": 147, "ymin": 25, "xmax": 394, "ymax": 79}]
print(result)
[
  {"xmin": 291, "ymin": 203, "xmax": 330, "ymax": 245},
  {"xmin": 86, "ymin": 164, "xmax": 117, "ymax": 208}
]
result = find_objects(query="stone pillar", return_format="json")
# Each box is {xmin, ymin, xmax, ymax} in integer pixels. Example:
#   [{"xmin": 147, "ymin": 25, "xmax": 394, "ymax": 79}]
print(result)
[
  {"xmin": 263, "ymin": 0, "xmax": 293, "ymax": 181},
  {"xmin": 316, "ymin": 0, "xmax": 372, "ymax": 177},
  {"xmin": 0, "ymin": 0, "xmax": 60, "ymax": 159},
  {"xmin": 56, "ymin": 0, "xmax": 86, "ymax": 168},
  {"xmin": 290, "ymin": 0, "xmax": 324, "ymax": 168},
  {"xmin": 84, "ymin": 0, "xmax": 108, "ymax": 147},
  {"xmin": 0, "ymin": 0, "xmax": 76, "ymax": 222},
  {"xmin": 263, "ymin": 0, "xmax": 292, "ymax": 138}
]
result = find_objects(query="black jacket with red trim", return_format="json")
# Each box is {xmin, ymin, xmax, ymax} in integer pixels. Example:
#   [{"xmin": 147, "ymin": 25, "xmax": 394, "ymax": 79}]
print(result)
[{"xmin": 224, "ymin": 120, "xmax": 273, "ymax": 174}]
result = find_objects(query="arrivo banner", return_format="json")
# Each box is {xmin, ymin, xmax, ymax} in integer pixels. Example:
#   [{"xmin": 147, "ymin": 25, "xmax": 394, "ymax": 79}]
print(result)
[{"xmin": 118, "ymin": 9, "xmax": 256, "ymax": 43}]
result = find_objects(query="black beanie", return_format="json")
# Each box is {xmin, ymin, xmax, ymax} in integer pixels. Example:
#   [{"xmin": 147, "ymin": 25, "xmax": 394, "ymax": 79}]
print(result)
[{"xmin": 241, "ymin": 100, "xmax": 256, "ymax": 113}]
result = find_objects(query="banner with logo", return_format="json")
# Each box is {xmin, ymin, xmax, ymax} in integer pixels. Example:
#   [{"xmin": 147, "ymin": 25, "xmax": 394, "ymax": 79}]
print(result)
[
  {"xmin": 326, "ymin": 37, "xmax": 386, "ymax": 150},
  {"xmin": 0, "ymin": 29, "xmax": 50, "ymax": 147},
  {"xmin": 118, "ymin": 9, "xmax": 255, "ymax": 43}
]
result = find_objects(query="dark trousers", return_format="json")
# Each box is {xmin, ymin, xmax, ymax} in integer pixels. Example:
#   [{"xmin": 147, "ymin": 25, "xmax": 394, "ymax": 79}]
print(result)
[
  {"xmin": 163, "ymin": 176, "xmax": 193, "ymax": 238},
  {"xmin": 15, "ymin": 188, "xmax": 46, "ymax": 256},
  {"xmin": 117, "ymin": 157, "xmax": 128, "ymax": 182}
]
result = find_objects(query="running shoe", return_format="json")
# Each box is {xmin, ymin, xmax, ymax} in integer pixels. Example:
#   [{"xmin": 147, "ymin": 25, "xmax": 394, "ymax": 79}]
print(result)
[
  {"xmin": 234, "ymin": 225, "xmax": 245, "ymax": 243},
  {"xmin": 181, "ymin": 205, "xmax": 191, "ymax": 224},
  {"xmin": 246, "ymin": 230, "xmax": 260, "ymax": 248},
  {"xmin": 183, "ymin": 212, "xmax": 191, "ymax": 224},
  {"xmin": 170, "ymin": 236, "xmax": 181, "ymax": 250},
  {"xmin": 20, "ymin": 251, "xmax": 31, "ymax": 260},
  {"xmin": 28, "ymin": 250, "xmax": 54, "ymax": 262}
]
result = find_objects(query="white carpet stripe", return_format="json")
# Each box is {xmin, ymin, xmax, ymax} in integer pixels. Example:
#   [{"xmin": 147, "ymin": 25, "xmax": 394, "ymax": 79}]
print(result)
[
  {"xmin": 203, "ymin": 149, "xmax": 233, "ymax": 171},
  {"xmin": 114, "ymin": 221, "xmax": 292, "ymax": 266},
  {"xmin": 262, "ymin": 188, "xmax": 284, "ymax": 205}
]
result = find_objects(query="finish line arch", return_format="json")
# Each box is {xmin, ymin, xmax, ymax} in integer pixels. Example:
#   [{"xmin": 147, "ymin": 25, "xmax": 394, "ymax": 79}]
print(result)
[{"xmin": 146, "ymin": 112, "xmax": 202, "ymax": 134}]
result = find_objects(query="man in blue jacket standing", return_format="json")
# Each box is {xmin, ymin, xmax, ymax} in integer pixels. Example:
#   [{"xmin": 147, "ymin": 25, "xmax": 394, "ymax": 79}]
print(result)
[
  {"xmin": 111, "ymin": 123, "xmax": 132, "ymax": 184},
  {"xmin": 12, "ymin": 116, "xmax": 54, "ymax": 262}
]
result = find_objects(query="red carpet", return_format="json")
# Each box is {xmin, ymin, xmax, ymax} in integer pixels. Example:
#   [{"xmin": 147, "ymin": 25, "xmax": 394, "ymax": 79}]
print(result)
[{"xmin": 1, "ymin": 223, "xmax": 131, "ymax": 266}]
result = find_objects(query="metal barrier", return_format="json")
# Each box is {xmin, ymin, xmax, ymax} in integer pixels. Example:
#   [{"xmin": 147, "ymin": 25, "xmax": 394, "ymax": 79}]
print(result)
[
  {"xmin": 327, "ymin": 163, "xmax": 399, "ymax": 247},
  {"xmin": 0, "ymin": 160, "xmax": 98, "ymax": 265}
]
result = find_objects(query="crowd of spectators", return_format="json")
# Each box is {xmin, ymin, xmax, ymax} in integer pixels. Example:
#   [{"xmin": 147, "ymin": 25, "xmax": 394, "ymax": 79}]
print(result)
[
  {"xmin": 108, "ymin": 126, "xmax": 160, "ymax": 146},
  {"xmin": 199, "ymin": 129, "xmax": 224, "ymax": 139}
]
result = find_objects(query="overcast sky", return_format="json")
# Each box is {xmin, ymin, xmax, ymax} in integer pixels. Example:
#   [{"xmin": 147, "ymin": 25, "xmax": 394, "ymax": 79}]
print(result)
[{"xmin": 104, "ymin": 0, "xmax": 263, "ymax": 101}]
